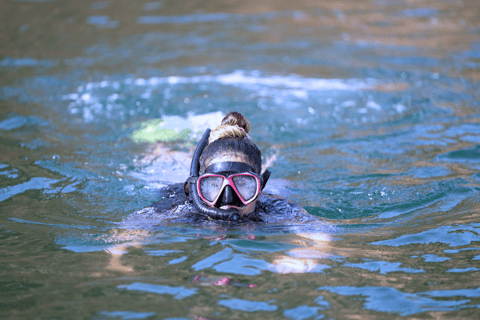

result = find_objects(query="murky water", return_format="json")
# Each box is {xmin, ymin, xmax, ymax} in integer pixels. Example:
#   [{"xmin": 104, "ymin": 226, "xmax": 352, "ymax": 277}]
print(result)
[{"xmin": 1, "ymin": 0, "xmax": 480, "ymax": 319}]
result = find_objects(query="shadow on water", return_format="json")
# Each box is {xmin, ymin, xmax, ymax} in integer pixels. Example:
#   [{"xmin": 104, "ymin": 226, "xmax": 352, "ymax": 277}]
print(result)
[{"xmin": 1, "ymin": 0, "xmax": 480, "ymax": 319}]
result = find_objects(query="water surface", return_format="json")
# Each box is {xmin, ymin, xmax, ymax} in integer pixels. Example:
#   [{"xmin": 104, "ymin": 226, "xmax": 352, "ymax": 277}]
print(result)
[{"xmin": 1, "ymin": 0, "xmax": 480, "ymax": 319}]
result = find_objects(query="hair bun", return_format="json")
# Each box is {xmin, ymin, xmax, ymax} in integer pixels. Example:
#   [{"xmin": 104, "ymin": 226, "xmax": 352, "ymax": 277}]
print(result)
[
  {"xmin": 208, "ymin": 111, "xmax": 251, "ymax": 143},
  {"xmin": 221, "ymin": 111, "xmax": 250, "ymax": 134}
]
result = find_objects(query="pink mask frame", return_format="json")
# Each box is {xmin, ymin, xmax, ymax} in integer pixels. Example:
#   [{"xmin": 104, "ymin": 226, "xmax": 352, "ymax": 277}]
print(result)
[{"xmin": 196, "ymin": 173, "xmax": 261, "ymax": 207}]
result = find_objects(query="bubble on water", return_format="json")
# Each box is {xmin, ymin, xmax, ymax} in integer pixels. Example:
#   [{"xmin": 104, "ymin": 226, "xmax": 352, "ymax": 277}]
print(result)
[
  {"xmin": 293, "ymin": 11, "xmax": 306, "ymax": 20},
  {"xmin": 86, "ymin": 16, "xmax": 119, "ymax": 29},
  {"xmin": 167, "ymin": 76, "xmax": 181, "ymax": 85},
  {"xmin": 107, "ymin": 93, "xmax": 118, "ymax": 101},
  {"xmin": 135, "ymin": 78, "xmax": 147, "ymax": 86},
  {"xmin": 0, "ymin": 116, "xmax": 28, "ymax": 131},
  {"xmin": 366, "ymin": 101, "xmax": 381, "ymax": 110},
  {"xmin": 52, "ymin": 155, "xmax": 60, "ymax": 160},
  {"xmin": 83, "ymin": 108, "xmax": 94, "ymax": 122},
  {"xmin": 394, "ymin": 104, "xmax": 406, "ymax": 113},
  {"xmin": 291, "ymin": 90, "xmax": 308, "ymax": 100},
  {"xmin": 342, "ymin": 100, "xmax": 356, "ymax": 107},
  {"xmin": 62, "ymin": 93, "xmax": 78, "ymax": 100},
  {"xmin": 81, "ymin": 93, "xmax": 91, "ymax": 102}
]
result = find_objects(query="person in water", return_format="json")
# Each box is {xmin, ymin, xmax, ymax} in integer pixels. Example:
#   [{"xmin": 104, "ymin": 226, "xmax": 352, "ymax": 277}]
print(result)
[
  {"xmin": 184, "ymin": 112, "xmax": 271, "ymax": 221},
  {"xmin": 127, "ymin": 111, "xmax": 325, "ymax": 226}
]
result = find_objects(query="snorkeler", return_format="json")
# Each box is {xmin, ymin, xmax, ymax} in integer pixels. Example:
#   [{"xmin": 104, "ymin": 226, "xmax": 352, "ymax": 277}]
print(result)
[
  {"xmin": 126, "ymin": 111, "xmax": 321, "ymax": 227},
  {"xmin": 184, "ymin": 112, "xmax": 271, "ymax": 221}
]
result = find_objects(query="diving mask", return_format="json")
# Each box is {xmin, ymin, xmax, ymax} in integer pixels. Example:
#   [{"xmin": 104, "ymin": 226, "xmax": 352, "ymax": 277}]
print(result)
[{"xmin": 195, "ymin": 162, "xmax": 262, "ymax": 208}]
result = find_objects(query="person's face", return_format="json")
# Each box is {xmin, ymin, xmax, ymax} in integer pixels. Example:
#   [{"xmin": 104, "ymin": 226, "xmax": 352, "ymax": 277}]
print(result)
[{"xmin": 201, "ymin": 155, "xmax": 260, "ymax": 215}]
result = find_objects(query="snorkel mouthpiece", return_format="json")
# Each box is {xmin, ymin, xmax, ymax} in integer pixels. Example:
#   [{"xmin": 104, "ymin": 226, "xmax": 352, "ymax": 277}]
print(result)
[{"xmin": 185, "ymin": 129, "xmax": 240, "ymax": 221}]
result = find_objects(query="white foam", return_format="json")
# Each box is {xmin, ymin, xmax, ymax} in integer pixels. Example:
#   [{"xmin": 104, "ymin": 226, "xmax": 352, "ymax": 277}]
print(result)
[
  {"xmin": 65, "ymin": 71, "xmax": 377, "ymax": 123},
  {"xmin": 73, "ymin": 71, "xmax": 374, "ymax": 99}
]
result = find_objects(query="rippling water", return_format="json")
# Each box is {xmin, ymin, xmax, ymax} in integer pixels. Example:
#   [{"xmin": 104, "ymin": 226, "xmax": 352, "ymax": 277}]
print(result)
[{"xmin": 1, "ymin": 0, "xmax": 480, "ymax": 319}]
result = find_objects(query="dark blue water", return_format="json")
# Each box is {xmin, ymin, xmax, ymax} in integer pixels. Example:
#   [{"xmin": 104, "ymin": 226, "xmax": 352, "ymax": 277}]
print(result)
[{"xmin": 1, "ymin": 0, "xmax": 480, "ymax": 319}]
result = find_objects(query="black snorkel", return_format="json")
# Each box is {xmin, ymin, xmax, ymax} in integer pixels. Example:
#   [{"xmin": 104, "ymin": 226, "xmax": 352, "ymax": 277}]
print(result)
[{"xmin": 185, "ymin": 129, "xmax": 240, "ymax": 221}]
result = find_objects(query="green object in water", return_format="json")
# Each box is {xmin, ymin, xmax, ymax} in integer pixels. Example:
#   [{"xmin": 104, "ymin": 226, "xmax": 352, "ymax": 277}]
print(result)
[{"xmin": 130, "ymin": 119, "xmax": 192, "ymax": 143}]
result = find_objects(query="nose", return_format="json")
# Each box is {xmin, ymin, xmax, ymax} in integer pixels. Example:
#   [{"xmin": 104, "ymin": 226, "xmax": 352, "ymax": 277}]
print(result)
[{"xmin": 221, "ymin": 185, "xmax": 235, "ymax": 205}]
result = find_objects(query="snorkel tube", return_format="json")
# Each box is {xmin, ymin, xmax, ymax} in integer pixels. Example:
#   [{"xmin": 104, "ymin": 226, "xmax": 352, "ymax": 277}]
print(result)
[{"xmin": 185, "ymin": 129, "xmax": 240, "ymax": 221}]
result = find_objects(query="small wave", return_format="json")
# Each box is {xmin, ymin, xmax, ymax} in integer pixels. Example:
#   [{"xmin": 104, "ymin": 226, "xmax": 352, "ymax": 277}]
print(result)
[
  {"xmin": 64, "ymin": 71, "xmax": 375, "ymax": 95},
  {"xmin": 86, "ymin": 16, "xmax": 119, "ymax": 29},
  {"xmin": 370, "ymin": 223, "xmax": 480, "ymax": 247},
  {"xmin": 96, "ymin": 311, "xmax": 156, "ymax": 319},
  {"xmin": 318, "ymin": 286, "xmax": 475, "ymax": 316},
  {"xmin": 118, "ymin": 282, "xmax": 197, "ymax": 299},
  {"xmin": 0, "ymin": 177, "xmax": 59, "ymax": 202},
  {"xmin": 218, "ymin": 298, "xmax": 277, "ymax": 312},
  {"xmin": 136, "ymin": 11, "xmax": 296, "ymax": 25},
  {"xmin": 0, "ymin": 57, "xmax": 58, "ymax": 69}
]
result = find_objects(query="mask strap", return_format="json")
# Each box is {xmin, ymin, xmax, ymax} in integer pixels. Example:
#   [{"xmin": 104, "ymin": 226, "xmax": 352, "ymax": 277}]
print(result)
[{"xmin": 205, "ymin": 161, "xmax": 255, "ymax": 174}]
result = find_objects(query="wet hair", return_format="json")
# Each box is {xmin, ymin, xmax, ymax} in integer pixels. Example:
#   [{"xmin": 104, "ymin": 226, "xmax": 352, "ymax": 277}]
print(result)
[
  {"xmin": 208, "ymin": 111, "xmax": 251, "ymax": 143},
  {"xmin": 200, "ymin": 112, "xmax": 262, "ymax": 174}
]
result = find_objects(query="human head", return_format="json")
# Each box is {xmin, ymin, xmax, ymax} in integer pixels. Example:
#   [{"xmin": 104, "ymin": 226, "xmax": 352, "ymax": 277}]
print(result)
[
  {"xmin": 198, "ymin": 112, "xmax": 265, "ymax": 215},
  {"xmin": 199, "ymin": 112, "xmax": 261, "ymax": 175}
]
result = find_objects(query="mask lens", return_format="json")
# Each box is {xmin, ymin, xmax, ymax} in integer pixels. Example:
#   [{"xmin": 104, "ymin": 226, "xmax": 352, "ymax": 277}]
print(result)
[
  {"xmin": 199, "ymin": 176, "xmax": 224, "ymax": 202},
  {"xmin": 232, "ymin": 175, "xmax": 258, "ymax": 201}
]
